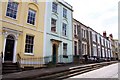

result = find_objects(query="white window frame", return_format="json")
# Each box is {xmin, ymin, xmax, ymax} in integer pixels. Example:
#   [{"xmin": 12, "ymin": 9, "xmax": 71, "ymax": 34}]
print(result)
[
  {"xmin": 81, "ymin": 29, "xmax": 83, "ymax": 38},
  {"xmin": 82, "ymin": 43, "xmax": 84, "ymax": 54},
  {"xmin": 105, "ymin": 40, "xmax": 107, "ymax": 47},
  {"xmin": 102, "ymin": 48, "xmax": 105, "ymax": 57},
  {"xmin": 74, "ymin": 25, "xmax": 77, "ymax": 35},
  {"xmin": 101, "ymin": 38, "xmax": 104, "ymax": 46},
  {"xmin": 63, "ymin": 43, "xmax": 67, "ymax": 55},
  {"xmin": 83, "ymin": 30, "xmax": 85, "ymax": 38},
  {"xmin": 92, "ymin": 32, "xmax": 96, "ymax": 42},
  {"xmin": 98, "ymin": 46, "xmax": 101, "ymax": 57},
  {"xmin": 97, "ymin": 35, "xmax": 100, "ymax": 44},
  {"xmin": 6, "ymin": 1, "xmax": 18, "ymax": 19},
  {"xmin": 52, "ymin": 2, "xmax": 58, "ymax": 13},
  {"xmin": 63, "ymin": 8, "xmax": 67, "ymax": 18},
  {"xmin": 27, "ymin": 9, "xmax": 36, "ymax": 25},
  {"xmin": 62, "ymin": 23, "xmax": 67, "ymax": 36},
  {"xmin": 81, "ymin": 28, "xmax": 86, "ymax": 38},
  {"xmin": 51, "ymin": 18, "xmax": 57, "ymax": 32},
  {"xmin": 74, "ymin": 41, "xmax": 78, "ymax": 55},
  {"xmin": 84, "ymin": 44, "xmax": 87, "ymax": 55},
  {"xmin": 25, "ymin": 35, "xmax": 34, "ymax": 55},
  {"xmin": 82, "ymin": 42, "xmax": 87, "ymax": 55},
  {"xmin": 106, "ymin": 49, "xmax": 108, "ymax": 57},
  {"xmin": 93, "ymin": 45, "xmax": 97, "ymax": 56}
]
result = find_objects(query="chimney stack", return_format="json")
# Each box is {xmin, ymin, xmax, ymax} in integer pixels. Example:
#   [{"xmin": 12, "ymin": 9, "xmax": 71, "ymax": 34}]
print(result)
[
  {"xmin": 103, "ymin": 31, "xmax": 107, "ymax": 38},
  {"xmin": 109, "ymin": 34, "xmax": 113, "ymax": 40}
]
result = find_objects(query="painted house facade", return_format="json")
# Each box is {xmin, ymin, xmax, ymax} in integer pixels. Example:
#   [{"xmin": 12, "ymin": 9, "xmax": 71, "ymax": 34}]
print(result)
[
  {"xmin": 114, "ymin": 39, "xmax": 119, "ymax": 59},
  {"xmin": 96, "ymin": 34, "xmax": 101, "ymax": 59},
  {"xmin": 80, "ymin": 23, "xmax": 88, "ymax": 57},
  {"xmin": 44, "ymin": 0, "xmax": 73, "ymax": 64},
  {"xmin": 88, "ymin": 28, "xmax": 113, "ymax": 61},
  {"xmin": 88, "ymin": 27, "xmax": 96, "ymax": 59},
  {"xmin": 73, "ymin": 19, "xmax": 89, "ymax": 61},
  {"xmin": 118, "ymin": 42, "xmax": 120, "ymax": 60},
  {"xmin": 100, "ymin": 35, "xmax": 106, "ymax": 59},
  {"xmin": 73, "ymin": 19, "xmax": 81, "ymax": 63},
  {"xmin": 100, "ymin": 33, "xmax": 112, "ymax": 60},
  {"xmin": 109, "ymin": 34, "xmax": 116, "ymax": 59},
  {"xmin": 91, "ymin": 29, "xmax": 98, "ymax": 58},
  {"xmin": 87, "ymin": 27, "xmax": 101, "ymax": 60},
  {"xmin": 0, "ymin": 0, "xmax": 46, "ymax": 68},
  {"xmin": 0, "ymin": 0, "xmax": 117, "ymax": 70},
  {"xmin": 73, "ymin": 19, "xmax": 79, "ymax": 56},
  {"xmin": 73, "ymin": 19, "xmax": 113, "ymax": 62}
]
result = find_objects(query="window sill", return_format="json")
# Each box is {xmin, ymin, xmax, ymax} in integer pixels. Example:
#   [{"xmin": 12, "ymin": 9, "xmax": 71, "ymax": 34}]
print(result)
[
  {"xmin": 63, "ymin": 55, "xmax": 68, "ymax": 58},
  {"xmin": 63, "ymin": 17, "xmax": 67, "ymax": 20},
  {"xmin": 5, "ymin": 16, "xmax": 18, "ymax": 21},
  {"xmin": 52, "ymin": 11, "xmax": 58, "ymax": 15},
  {"xmin": 24, "ymin": 53, "xmax": 34, "ymax": 56},
  {"xmin": 63, "ymin": 17, "xmax": 68, "ymax": 19},
  {"xmin": 74, "ymin": 34, "xmax": 78, "ymax": 38},
  {"xmin": 62, "ymin": 35, "xmax": 67, "ymax": 38},
  {"xmin": 27, "ymin": 23, "xmax": 36, "ymax": 27},
  {"xmin": 51, "ymin": 31, "xmax": 57, "ymax": 34}
]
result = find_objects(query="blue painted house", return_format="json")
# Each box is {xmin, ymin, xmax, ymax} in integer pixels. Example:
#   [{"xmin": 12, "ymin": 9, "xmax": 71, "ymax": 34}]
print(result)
[{"xmin": 44, "ymin": 0, "xmax": 73, "ymax": 64}]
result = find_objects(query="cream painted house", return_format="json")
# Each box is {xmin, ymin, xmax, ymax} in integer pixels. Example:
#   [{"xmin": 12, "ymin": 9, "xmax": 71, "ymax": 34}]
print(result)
[{"xmin": 0, "ymin": 0, "xmax": 46, "ymax": 68}]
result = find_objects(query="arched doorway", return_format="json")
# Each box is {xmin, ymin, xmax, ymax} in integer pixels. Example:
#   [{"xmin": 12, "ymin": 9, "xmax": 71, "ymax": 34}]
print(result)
[
  {"xmin": 52, "ymin": 44, "xmax": 57, "ymax": 64},
  {"xmin": 4, "ymin": 35, "xmax": 15, "ymax": 61}
]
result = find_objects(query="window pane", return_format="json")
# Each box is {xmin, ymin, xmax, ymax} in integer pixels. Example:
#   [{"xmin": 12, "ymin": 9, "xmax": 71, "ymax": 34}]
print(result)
[
  {"xmin": 51, "ymin": 18, "xmax": 56, "ymax": 32},
  {"xmin": 25, "ymin": 35, "xmax": 34, "ymax": 53},
  {"xmin": 63, "ymin": 8, "xmax": 67, "ymax": 18},
  {"xmin": 63, "ymin": 43, "xmax": 67, "ymax": 55},
  {"xmin": 6, "ymin": 2, "xmax": 18, "ymax": 19},
  {"xmin": 27, "ymin": 9, "xmax": 36, "ymax": 25},
  {"xmin": 74, "ymin": 41, "xmax": 77, "ymax": 55},
  {"xmin": 62, "ymin": 23, "xmax": 67, "ymax": 36},
  {"xmin": 52, "ymin": 2, "xmax": 57, "ymax": 13}
]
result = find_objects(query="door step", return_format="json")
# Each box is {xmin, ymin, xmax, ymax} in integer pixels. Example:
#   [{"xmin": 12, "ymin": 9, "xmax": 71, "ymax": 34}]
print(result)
[{"xmin": 2, "ymin": 61, "xmax": 21, "ymax": 74}]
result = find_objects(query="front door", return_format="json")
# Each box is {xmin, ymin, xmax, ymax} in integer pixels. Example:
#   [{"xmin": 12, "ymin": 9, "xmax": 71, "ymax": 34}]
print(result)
[
  {"xmin": 53, "ymin": 44, "xmax": 57, "ymax": 64},
  {"xmin": 4, "ymin": 35, "xmax": 15, "ymax": 61}
]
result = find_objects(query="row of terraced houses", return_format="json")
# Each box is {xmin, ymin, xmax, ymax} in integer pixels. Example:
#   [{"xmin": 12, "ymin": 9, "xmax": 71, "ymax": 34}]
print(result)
[{"xmin": 0, "ymin": 0, "xmax": 118, "ymax": 69}]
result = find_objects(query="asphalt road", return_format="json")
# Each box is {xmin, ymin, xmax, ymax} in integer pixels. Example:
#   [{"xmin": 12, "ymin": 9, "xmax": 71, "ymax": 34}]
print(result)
[{"xmin": 66, "ymin": 63, "xmax": 119, "ymax": 80}]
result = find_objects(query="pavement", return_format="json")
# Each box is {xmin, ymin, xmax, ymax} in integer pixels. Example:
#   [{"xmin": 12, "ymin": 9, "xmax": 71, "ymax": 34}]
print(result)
[
  {"xmin": 2, "ymin": 61, "xmax": 118, "ymax": 80},
  {"xmin": 2, "ymin": 63, "xmax": 85, "ymax": 79},
  {"xmin": 68, "ymin": 63, "xmax": 119, "ymax": 79}
]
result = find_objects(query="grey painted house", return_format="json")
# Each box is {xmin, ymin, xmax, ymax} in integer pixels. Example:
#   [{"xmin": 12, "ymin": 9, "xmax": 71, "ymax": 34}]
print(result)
[{"xmin": 73, "ymin": 18, "xmax": 113, "ymax": 62}]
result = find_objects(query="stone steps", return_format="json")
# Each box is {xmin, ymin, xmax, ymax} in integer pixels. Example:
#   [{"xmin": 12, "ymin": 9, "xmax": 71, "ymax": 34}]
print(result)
[
  {"xmin": 34, "ymin": 61, "xmax": 117, "ymax": 80},
  {"xmin": 2, "ymin": 61, "xmax": 20, "ymax": 74}
]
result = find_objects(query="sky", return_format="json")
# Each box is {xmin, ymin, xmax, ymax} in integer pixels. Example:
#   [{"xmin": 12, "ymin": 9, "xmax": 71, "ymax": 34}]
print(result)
[{"xmin": 64, "ymin": 0, "xmax": 119, "ymax": 39}]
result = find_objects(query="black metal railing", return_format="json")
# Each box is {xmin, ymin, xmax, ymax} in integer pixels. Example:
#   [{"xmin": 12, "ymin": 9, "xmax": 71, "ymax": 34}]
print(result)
[
  {"xmin": 44, "ymin": 55, "xmax": 73, "ymax": 64},
  {"xmin": 17, "ymin": 54, "xmax": 44, "ymax": 68},
  {"xmin": 16, "ymin": 54, "xmax": 74, "ymax": 68},
  {"xmin": 16, "ymin": 54, "xmax": 117, "ymax": 68}
]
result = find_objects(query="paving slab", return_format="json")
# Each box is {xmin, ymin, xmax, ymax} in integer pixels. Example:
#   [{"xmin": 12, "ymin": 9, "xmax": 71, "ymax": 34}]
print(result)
[
  {"xmin": 2, "ymin": 61, "xmax": 118, "ymax": 79},
  {"xmin": 69, "ymin": 63, "xmax": 119, "ymax": 78}
]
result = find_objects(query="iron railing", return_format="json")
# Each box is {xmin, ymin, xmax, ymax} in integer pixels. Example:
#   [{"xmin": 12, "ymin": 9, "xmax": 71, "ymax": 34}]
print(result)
[
  {"xmin": 17, "ymin": 54, "xmax": 117, "ymax": 68},
  {"xmin": 17, "ymin": 54, "xmax": 74, "ymax": 68},
  {"xmin": 17, "ymin": 54, "xmax": 44, "ymax": 68},
  {"xmin": 44, "ymin": 55, "xmax": 73, "ymax": 64}
]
